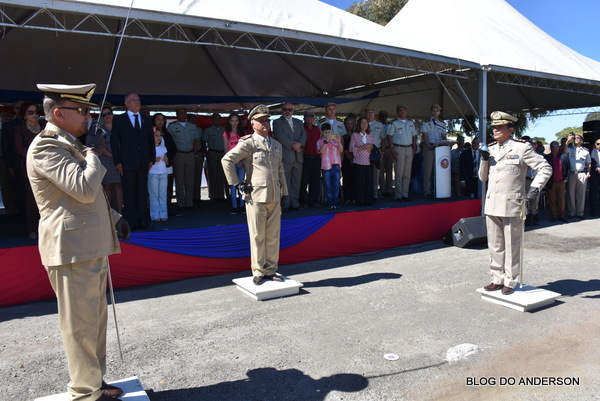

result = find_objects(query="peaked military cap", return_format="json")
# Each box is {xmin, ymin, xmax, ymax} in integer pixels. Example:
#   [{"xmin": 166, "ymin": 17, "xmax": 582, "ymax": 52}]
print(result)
[
  {"xmin": 248, "ymin": 104, "xmax": 270, "ymax": 120},
  {"xmin": 37, "ymin": 83, "xmax": 99, "ymax": 107},
  {"xmin": 490, "ymin": 111, "xmax": 518, "ymax": 126}
]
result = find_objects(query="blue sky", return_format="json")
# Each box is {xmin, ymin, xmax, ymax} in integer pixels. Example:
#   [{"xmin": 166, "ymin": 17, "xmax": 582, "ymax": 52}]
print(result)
[{"xmin": 320, "ymin": 0, "xmax": 600, "ymax": 142}]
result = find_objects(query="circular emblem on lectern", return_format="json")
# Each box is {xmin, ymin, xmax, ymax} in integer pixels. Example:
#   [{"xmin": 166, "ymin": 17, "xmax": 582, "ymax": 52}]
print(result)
[{"xmin": 439, "ymin": 157, "xmax": 450, "ymax": 169}]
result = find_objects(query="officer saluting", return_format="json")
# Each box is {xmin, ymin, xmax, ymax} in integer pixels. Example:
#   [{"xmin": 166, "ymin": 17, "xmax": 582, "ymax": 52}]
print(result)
[
  {"xmin": 27, "ymin": 84, "xmax": 130, "ymax": 400},
  {"xmin": 221, "ymin": 105, "xmax": 288, "ymax": 285},
  {"xmin": 479, "ymin": 111, "xmax": 551, "ymax": 295}
]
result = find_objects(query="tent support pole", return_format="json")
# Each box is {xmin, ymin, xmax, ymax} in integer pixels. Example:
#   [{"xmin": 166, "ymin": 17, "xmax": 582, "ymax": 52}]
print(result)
[{"xmin": 478, "ymin": 67, "xmax": 488, "ymax": 216}]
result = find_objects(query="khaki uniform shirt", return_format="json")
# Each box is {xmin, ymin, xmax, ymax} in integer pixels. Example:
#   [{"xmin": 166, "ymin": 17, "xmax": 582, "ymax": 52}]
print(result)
[
  {"xmin": 319, "ymin": 119, "xmax": 346, "ymax": 137},
  {"xmin": 369, "ymin": 120, "xmax": 385, "ymax": 148},
  {"xmin": 168, "ymin": 121, "xmax": 201, "ymax": 152},
  {"xmin": 479, "ymin": 138, "xmax": 551, "ymax": 218},
  {"xmin": 386, "ymin": 119, "xmax": 417, "ymax": 146},
  {"xmin": 221, "ymin": 133, "xmax": 288, "ymax": 203},
  {"xmin": 420, "ymin": 118, "xmax": 447, "ymax": 150},
  {"xmin": 203, "ymin": 125, "xmax": 226, "ymax": 152},
  {"xmin": 26, "ymin": 123, "xmax": 121, "ymax": 266}
]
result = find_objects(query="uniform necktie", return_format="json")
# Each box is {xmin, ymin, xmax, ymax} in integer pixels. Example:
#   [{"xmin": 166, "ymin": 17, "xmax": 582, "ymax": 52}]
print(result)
[{"xmin": 133, "ymin": 114, "xmax": 140, "ymax": 132}]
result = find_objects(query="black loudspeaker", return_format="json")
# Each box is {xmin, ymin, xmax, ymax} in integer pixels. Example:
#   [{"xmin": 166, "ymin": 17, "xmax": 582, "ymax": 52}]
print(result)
[
  {"xmin": 583, "ymin": 121, "xmax": 600, "ymax": 150},
  {"xmin": 448, "ymin": 216, "xmax": 487, "ymax": 248}
]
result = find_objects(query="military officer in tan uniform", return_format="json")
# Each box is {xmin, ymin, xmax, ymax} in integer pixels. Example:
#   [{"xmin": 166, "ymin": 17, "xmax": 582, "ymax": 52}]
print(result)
[
  {"xmin": 420, "ymin": 104, "xmax": 448, "ymax": 198},
  {"xmin": 27, "ymin": 84, "xmax": 130, "ymax": 401},
  {"xmin": 221, "ymin": 105, "xmax": 288, "ymax": 285},
  {"xmin": 478, "ymin": 111, "xmax": 551, "ymax": 295}
]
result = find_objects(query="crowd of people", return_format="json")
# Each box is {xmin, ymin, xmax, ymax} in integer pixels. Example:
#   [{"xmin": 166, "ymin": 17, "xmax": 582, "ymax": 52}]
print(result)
[{"xmin": 1, "ymin": 97, "xmax": 599, "ymax": 237}]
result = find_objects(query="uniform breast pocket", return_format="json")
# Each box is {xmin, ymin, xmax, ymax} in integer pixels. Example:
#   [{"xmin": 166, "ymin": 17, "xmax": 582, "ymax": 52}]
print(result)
[
  {"xmin": 252, "ymin": 179, "xmax": 267, "ymax": 188},
  {"xmin": 63, "ymin": 213, "xmax": 99, "ymax": 231},
  {"xmin": 505, "ymin": 159, "xmax": 520, "ymax": 175}
]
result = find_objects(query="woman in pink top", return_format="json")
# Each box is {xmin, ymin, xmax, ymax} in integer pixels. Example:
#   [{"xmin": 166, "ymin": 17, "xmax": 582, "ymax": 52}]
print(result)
[
  {"xmin": 349, "ymin": 116, "xmax": 375, "ymax": 206},
  {"xmin": 222, "ymin": 112, "xmax": 246, "ymax": 213}
]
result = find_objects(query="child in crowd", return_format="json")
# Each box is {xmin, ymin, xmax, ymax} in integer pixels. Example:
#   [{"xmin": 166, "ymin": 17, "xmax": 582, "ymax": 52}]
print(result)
[
  {"xmin": 148, "ymin": 128, "xmax": 169, "ymax": 221},
  {"xmin": 317, "ymin": 123, "xmax": 344, "ymax": 209},
  {"xmin": 223, "ymin": 112, "xmax": 246, "ymax": 213}
]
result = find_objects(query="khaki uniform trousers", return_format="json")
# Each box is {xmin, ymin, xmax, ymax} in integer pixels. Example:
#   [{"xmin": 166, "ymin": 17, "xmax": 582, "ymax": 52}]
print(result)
[
  {"xmin": 568, "ymin": 171, "xmax": 587, "ymax": 217},
  {"xmin": 381, "ymin": 147, "xmax": 393, "ymax": 193},
  {"xmin": 393, "ymin": 146, "xmax": 413, "ymax": 198},
  {"xmin": 547, "ymin": 180, "xmax": 567, "ymax": 219},
  {"xmin": 207, "ymin": 150, "xmax": 226, "ymax": 201},
  {"xmin": 422, "ymin": 148, "xmax": 435, "ymax": 196},
  {"xmin": 46, "ymin": 257, "xmax": 108, "ymax": 401},
  {"xmin": 173, "ymin": 151, "xmax": 195, "ymax": 208},
  {"xmin": 486, "ymin": 215, "xmax": 522, "ymax": 288},
  {"xmin": 246, "ymin": 200, "xmax": 281, "ymax": 277}
]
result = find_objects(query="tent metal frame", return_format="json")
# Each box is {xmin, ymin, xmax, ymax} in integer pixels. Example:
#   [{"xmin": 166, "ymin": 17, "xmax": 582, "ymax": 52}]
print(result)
[{"xmin": 0, "ymin": 0, "xmax": 475, "ymax": 83}]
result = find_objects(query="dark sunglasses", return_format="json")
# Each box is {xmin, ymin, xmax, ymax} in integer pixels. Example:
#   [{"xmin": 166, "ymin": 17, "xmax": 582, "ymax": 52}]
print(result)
[
  {"xmin": 101, "ymin": 111, "xmax": 113, "ymax": 117},
  {"xmin": 282, "ymin": 107, "xmax": 293, "ymax": 112},
  {"xmin": 26, "ymin": 110, "xmax": 39, "ymax": 115},
  {"xmin": 58, "ymin": 106, "xmax": 90, "ymax": 116}
]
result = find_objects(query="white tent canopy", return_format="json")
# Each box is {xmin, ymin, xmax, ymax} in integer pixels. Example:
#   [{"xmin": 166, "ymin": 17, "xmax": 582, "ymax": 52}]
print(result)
[
  {"xmin": 385, "ymin": 0, "xmax": 600, "ymax": 82},
  {"xmin": 0, "ymin": 0, "xmax": 598, "ymax": 119},
  {"xmin": 362, "ymin": 0, "xmax": 600, "ymax": 120},
  {"xmin": 0, "ymin": 0, "xmax": 472, "ymax": 112}
]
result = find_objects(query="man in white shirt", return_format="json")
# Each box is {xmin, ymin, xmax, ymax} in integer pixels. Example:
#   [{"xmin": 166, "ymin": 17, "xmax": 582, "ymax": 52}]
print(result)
[
  {"xmin": 565, "ymin": 133, "xmax": 591, "ymax": 218},
  {"xmin": 386, "ymin": 104, "xmax": 417, "ymax": 201}
]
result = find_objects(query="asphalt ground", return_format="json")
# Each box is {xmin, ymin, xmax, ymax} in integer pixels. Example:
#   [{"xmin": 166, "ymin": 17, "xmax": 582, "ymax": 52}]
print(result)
[{"xmin": 1, "ymin": 216, "xmax": 599, "ymax": 401}]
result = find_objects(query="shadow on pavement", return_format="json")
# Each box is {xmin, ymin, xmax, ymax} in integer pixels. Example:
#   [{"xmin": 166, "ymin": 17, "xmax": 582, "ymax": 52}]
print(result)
[
  {"xmin": 539, "ymin": 278, "xmax": 600, "ymax": 298},
  {"xmin": 301, "ymin": 272, "xmax": 402, "ymax": 288},
  {"xmin": 146, "ymin": 367, "xmax": 368, "ymax": 401}
]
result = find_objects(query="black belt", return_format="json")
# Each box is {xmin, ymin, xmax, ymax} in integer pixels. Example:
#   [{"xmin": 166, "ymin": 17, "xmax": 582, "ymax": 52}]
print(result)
[
  {"xmin": 570, "ymin": 170, "xmax": 584, "ymax": 173},
  {"xmin": 394, "ymin": 144, "xmax": 412, "ymax": 148},
  {"xmin": 178, "ymin": 150, "xmax": 194, "ymax": 154},
  {"xmin": 208, "ymin": 149, "xmax": 224, "ymax": 153},
  {"xmin": 304, "ymin": 154, "xmax": 320, "ymax": 158}
]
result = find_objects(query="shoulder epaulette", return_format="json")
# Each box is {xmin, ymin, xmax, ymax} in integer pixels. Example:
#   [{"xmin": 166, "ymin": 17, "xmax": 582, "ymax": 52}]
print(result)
[
  {"xmin": 514, "ymin": 139, "xmax": 527, "ymax": 143},
  {"xmin": 241, "ymin": 135, "xmax": 252, "ymax": 140},
  {"xmin": 318, "ymin": 118, "xmax": 326, "ymax": 124},
  {"xmin": 488, "ymin": 141, "xmax": 498, "ymax": 146},
  {"xmin": 40, "ymin": 130, "xmax": 58, "ymax": 139}
]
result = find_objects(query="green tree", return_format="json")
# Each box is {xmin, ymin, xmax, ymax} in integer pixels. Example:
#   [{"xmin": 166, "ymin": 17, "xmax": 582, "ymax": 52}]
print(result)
[
  {"xmin": 555, "ymin": 126, "xmax": 583, "ymax": 140},
  {"xmin": 347, "ymin": 0, "xmax": 407, "ymax": 25}
]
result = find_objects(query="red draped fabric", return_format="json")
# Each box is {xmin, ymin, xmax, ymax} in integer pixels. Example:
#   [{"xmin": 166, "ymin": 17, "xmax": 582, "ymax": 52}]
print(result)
[{"xmin": 0, "ymin": 199, "xmax": 480, "ymax": 306}]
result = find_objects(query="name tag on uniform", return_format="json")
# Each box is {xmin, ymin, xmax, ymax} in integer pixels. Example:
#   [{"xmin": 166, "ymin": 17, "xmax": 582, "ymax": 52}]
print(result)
[{"xmin": 507, "ymin": 155, "xmax": 519, "ymax": 160}]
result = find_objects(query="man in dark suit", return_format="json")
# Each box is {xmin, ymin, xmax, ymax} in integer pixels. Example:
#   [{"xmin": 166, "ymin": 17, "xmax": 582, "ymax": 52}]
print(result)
[
  {"xmin": 590, "ymin": 139, "xmax": 600, "ymax": 217},
  {"xmin": 460, "ymin": 136, "xmax": 481, "ymax": 198},
  {"xmin": 111, "ymin": 92, "xmax": 155, "ymax": 229},
  {"xmin": 272, "ymin": 102, "xmax": 306, "ymax": 210}
]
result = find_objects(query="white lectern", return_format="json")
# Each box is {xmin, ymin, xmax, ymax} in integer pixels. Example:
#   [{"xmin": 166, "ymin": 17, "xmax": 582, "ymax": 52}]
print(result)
[{"xmin": 434, "ymin": 141, "xmax": 455, "ymax": 198}]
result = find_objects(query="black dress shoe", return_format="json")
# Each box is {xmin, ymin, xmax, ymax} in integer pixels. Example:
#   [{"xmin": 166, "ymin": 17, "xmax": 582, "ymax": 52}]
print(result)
[
  {"xmin": 501, "ymin": 286, "xmax": 514, "ymax": 295},
  {"xmin": 394, "ymin": 197, "xmax": 403, "ymax": 202},
  {"xmin": 484, "ymin": 283, "xmax": 504, "ymax": 291},
  {"xmin": 101, "ymin": 381, "xmax": 123, "ymax": 398},
  {"xmin": 253, "ymin": 276, "xmax": 264, "ymax": 285},
  {"xmin": 402, "ymin": 197, "xmax": 412, "ymax": 202},
  {"xmin": 97, "ymin": 394, "xmax": 122, "ymax": 401},
  {"xmin": 265, "ymin": 274, "xmax": 284, "ymax": 282}
]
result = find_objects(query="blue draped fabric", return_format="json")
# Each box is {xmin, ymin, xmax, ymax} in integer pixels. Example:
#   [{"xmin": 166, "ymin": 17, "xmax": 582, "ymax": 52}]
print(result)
[{"xmin": 128, "ymin": 214, "xmax": 334, "ymax": 258}]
